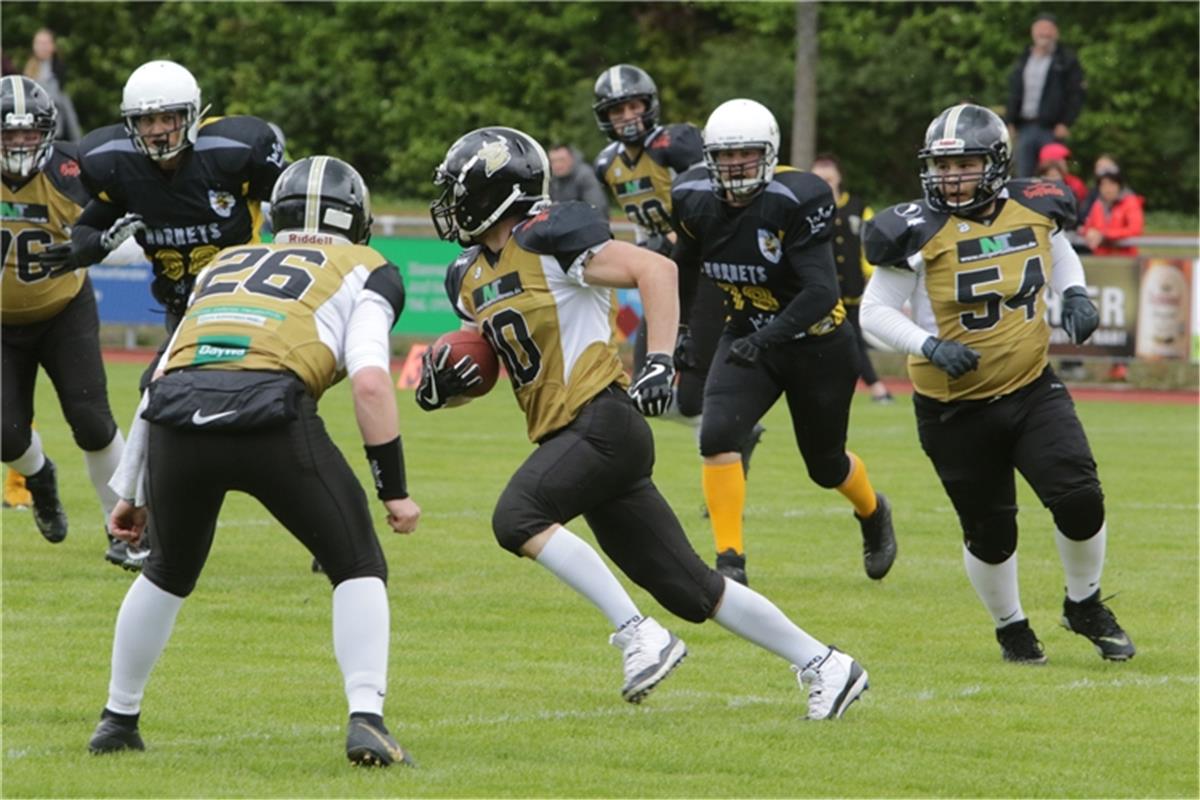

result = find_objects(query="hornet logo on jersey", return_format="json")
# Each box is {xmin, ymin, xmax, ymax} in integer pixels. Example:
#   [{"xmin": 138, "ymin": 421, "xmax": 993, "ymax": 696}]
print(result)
[
  {"xmin": 757, "ymin": 229, "xmax": 783, "ymax": 264},
  {"xmin": 208, "ymin": 190, "xmax": 236, "ymax": 218},
  {"xmin": 478, "ymin": 137, "xmax": 512, "ymax": 178}
]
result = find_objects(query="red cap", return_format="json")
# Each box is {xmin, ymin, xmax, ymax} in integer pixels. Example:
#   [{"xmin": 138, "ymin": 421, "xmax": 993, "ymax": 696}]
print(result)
[{"xmin": 1038, "ymin": 142, "xmax": 1071, "ymax": 163}]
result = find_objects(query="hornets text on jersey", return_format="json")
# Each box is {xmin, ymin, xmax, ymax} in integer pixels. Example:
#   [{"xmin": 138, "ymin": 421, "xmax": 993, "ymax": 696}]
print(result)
[
  {"xmin": 671, "ymin": 165, "xmax": 846, "ymax": 344},
  {"xmin": 594, "ymin": 123, "xmax": 702, "ymax": 241},
  {"xmin": 2, "ymin": 143, "xmax": 91, "ymax": 325},
  {"xmin": 164, "ymin": 242, "xmax": 405, "ymax": 399},
  {"xmin": 76, "ymin": 115, "xmax": 285, "ymax": 312},
  {"xmin": 444, "ymin": 201, "xmax": 626, "ymax": 442},
  {"xmin": 862, "ymin": 178, "xmax": 1076, "ymax": 401}
]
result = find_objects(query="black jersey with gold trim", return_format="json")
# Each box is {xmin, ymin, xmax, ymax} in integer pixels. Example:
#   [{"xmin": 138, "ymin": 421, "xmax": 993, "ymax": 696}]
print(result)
[
  {"xmin": 78, "ymin": 116, "xmax": 285, "ymax": 287},
  {"xmin": 444, "ymin": 201, "xmax": 626, "ymax": 442},
  {"xmin": 164, "ymin": 242, "xmax": 403, "ymax": 399},
  {"xmin": 2, "ymin": 143, "xmax": 91, "ymax": 325},
  {"xmin": 671, "ymin": 165, "xmax": 845, "ymax": 341},
  {"xmin": 863, "ymin": 179, "xmax": 1076, "ymax": 401},
  {"xmin": 594, "ymin": 123, "xmax": 702, "ymax": 240}
]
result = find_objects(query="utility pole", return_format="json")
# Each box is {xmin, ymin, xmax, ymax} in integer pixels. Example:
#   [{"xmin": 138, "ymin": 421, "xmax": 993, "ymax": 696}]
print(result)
[{"xmin": 792, "ymin": 1, "xmax": 818, "ymax": 169}]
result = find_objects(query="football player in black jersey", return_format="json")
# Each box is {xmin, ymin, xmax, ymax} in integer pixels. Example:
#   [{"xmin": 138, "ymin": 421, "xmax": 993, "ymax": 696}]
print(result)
[
  {"xmin": 33, "ymin": 60, "xmax": 286, "ymax": 333},
  {"xmin": 860, "ymin": 103, "xmax": 1133, "ymax": 665},
  {"xmin": 90, "ymin": 157, "xmax": 420, "ymax": 766},
  {"xmin": 420, "ymin": 126, "xmax": 868, "ymax": 720},
  {"xmin": 672, "ymin": 100, "xmax": 897, "ymax": 587},
  {"xmin": 591, "ymin": 63, "xmax": 762, "ymax": 489},
  {"xmin": 0, "ymin": 76, "xmax": 136, "ymax": 568}
]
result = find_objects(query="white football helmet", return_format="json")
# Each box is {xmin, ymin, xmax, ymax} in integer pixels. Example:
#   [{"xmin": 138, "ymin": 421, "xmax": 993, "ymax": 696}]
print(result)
[
  {"xmin": 702, "ymin": 99, "xmax": 780, "ymax": 200},
  {"xmin": 120, "ymin": 60, "xmax": 208, "ymax": 161}
]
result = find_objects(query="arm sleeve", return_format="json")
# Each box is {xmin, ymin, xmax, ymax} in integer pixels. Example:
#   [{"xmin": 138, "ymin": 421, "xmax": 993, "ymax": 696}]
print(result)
[
  {"xmin": 345, "ymin": 290, "xmax": 396, "ymax": 377},
  {"xmin": 671, "ymin": 216, "xmax": 703, "ymax": 322},
  {"xmin": 108, "ymin": 391, "xmax": 151, "ymax": 505},
  {"xmin": 71, "ymin": 198, "xmax": 124, "ymax": 265},
  {"xmin": 861, "ymin": 266, "xmax": 931, "ymax": 357},
  {"xmin": 1049, "ymin": 230, "xmax": 1086, "ymax": 294}
]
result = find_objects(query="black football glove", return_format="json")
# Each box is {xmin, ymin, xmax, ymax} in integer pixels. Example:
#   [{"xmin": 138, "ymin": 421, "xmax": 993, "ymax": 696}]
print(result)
[
  {"xmin": 100, "ymin": 213, "xmax": 146, "ymax": 252},
  {"xmin": 921, "ymin": 336, "xmax": 980, "ymax": 379},
  {"xmin": 415, "ymin": 344, "xmax": 482, "ymax": 411},
  {"xmin": 628, "ymin": 352, "xmax": 675, "ymax": 417},
  {"xmin": 673, "ymin": 326, "xmax": 700, "ymax": 372},
  {"xmin": 1061, "ymin": 286, "xmax": 1099, "ymax": 345},
  {"xmin": 27, "ymin": 242, "xmax": 82, "ymax": 276},
  {"xmin": 726, "ymin": 335, "xmax": 763, "ymax": 368}
]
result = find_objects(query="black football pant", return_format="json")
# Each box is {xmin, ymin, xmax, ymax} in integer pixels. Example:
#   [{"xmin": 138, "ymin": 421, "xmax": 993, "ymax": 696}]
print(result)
[
  {"xmin": 1, "ymin": 277, "xmax": 118, "ymax": 461},
  {"xmin": 699, "ymin": 324, "xmax": 859, "ymax": 489},
  {"xmin": 914, "ymin": 367, "xmax": 1103, "ymax": 562},
  {"xmin": 492, "ymin": 385, "xmax": 726, "ymax": 623},
  {"xmin": 142, "ymin": 393, "xmax": 387, "ymax": 597}
]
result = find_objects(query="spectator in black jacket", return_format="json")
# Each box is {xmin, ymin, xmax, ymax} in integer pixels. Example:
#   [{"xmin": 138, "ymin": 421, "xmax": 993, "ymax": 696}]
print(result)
[
  {"xmin": 1005, "ymin": 13, "xmax": 1085, "ymax": 178},
  {"xmin": 548, "ymin": 144, "xmax": 609, "ymax": 211}
]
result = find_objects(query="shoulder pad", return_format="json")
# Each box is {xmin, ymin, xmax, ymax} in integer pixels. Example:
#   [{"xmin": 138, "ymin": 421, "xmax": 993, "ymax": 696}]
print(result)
[
  {"xmin": 78, "ymin": 124, "xmax": 139, "ymax": 198},
  {"xmin": 593, "ymin": 143, "xmax": 619, "ymax": 180},
  {"xmin": 1006, "ymin": 178, "xmax": 1077, "ymax": 228},
  {"xmin": 42, "ymin": 143, "xmax": 90, "ymax": 206},
  {"xmin": 862, "ymin": 200, "xmax": 945, "ymax": 268},
  {"xmin": 513, "ymin": 202, "xmax": 611, "ymax": 255},
  {"xmin": 444, "ymin": 246, "xmax": 481, "ymax": 322},
  {"xmin": 670, "ymin": 165, "xmax": 713, "ymax": 204},
  {"xmin": 648, "ymin": 123, "xmax": 704, "ymax": 170},
  {"xmin": 764, "ymin": 169, "xmax": 830, "ymax": 208}
]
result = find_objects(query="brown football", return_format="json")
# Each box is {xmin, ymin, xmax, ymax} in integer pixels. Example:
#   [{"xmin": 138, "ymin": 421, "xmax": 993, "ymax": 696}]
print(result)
[{"xmin": 433, "ymin": 329, "xmax": 500, "ymax": 397}]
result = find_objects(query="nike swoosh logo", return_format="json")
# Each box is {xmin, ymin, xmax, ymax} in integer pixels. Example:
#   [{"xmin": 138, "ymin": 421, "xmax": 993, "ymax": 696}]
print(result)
[
  {"xmin": 191, "ymin": 409, "xmax": 237, "ymax": 425},
  {"xmin": 1098, "ymin": 634, "xmax": 1130, "ymax": 645},
  {"xmin": 999, "ymin": 611, "xmax": 1019, "ymax": 623}
]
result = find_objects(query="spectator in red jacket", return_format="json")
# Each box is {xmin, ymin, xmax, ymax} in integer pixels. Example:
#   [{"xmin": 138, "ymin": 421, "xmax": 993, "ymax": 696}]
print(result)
[
  {"xmin": 1037, "ymin": 142, "xmax": 1087, "ymax": 206},
  {"xmin": 1080, "ymin": 172, "xmax": 1143, "ymax": 256}
]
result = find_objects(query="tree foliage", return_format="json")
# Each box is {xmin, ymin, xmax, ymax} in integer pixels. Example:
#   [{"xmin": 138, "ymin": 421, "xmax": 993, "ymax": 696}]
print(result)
[{"xmin": 4, "ymin": 1, "xmax": 1195, "ymax": 212}]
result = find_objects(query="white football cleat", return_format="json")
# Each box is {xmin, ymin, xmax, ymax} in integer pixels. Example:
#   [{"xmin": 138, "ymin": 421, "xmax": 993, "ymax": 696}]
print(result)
[
  {"xmin": 795, "ymin": 646, "xmax": 868, "ymax": 720},
  {"xmin": 609, "ymin": 616, "xmax": 687, "ymax": 704}
]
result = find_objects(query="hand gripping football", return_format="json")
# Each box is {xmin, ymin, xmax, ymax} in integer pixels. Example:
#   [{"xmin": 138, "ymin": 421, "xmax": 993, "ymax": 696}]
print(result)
[{"xmin": 432, "ymin": 329, "xmax": 500, "ymax": 397}]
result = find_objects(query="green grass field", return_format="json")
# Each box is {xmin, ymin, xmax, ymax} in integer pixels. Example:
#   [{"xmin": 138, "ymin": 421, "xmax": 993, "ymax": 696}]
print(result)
[{"xmin": 3, "ymin": 362, "xmax": 1197, "ymax": 798}]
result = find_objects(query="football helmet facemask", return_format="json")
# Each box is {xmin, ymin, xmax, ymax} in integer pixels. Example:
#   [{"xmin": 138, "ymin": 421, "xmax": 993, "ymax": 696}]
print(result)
[
  {"xmin": 703, "ymin": 99, "xmax": 780, "ymax": 201},
  {"xmin": 430, "ymin": 127, "xmax": 549, "ymax": 245},
  {"xmin": 1, "ymin": 76, "xmax": 58, "ymax": 178},
  {"xmin": 592, "ymin": 64, "xmax": 660, "ymax": 144},
  {"xmin": 919, "ymin": 104, "xmax": 1011, "ymax": 214},
  {"xmin": 121, "ymin": 60, "xmax": 210, "ymax": 162},
  {"xmin": 269, "ymin": 156, "xmax": 373, "ymax": 244}
]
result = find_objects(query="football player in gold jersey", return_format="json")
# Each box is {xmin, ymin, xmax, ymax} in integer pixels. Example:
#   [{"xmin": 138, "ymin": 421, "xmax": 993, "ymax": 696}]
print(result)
[
  {"xmin": 421, "ymin": 126, "xmax": 869, "ymax": 720},
  {"xmin": 672, "ymin": 100, "xmax": 897, "ymax": 587},
  {"xmin": 861, "ymin": 103, "xmax": 1133, "ymax": 664},
  {"xmin": 90, "ymin": 157, "xmax": 420, "ymax": 766},
  {"xmin": 1, "ymin": 75, "xmax": 132, "ymax": 564}
]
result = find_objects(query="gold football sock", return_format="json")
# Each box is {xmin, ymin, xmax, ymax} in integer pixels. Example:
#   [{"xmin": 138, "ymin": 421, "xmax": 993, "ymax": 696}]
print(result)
[
  {"xmin": 703, "ymin": 460, "xmax": 746, "ymax": 555},
  {"xmin": 838, "ymin": 452, "xmax": 878, "ymax": 518},
  {"xmin": 4, "ymin": 468, "xmax": 32, "ymax": 508}
]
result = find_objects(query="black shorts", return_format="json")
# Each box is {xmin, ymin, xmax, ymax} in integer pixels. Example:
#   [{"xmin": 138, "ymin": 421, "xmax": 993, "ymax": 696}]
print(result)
[
  {"xmin": 1, "ymin": 277, "xmax": 117, "ymax": 459},
  {"xmin": 699, "ymin": 323, "xmax": 859, "ymax": 487},
  {"xmin": 142, "ymin": 390, "xmax": 386, "ymax": 597},
  {"xmin": 914, "ymin": 367, "xmax": 1100, "ymax": 529},
  {"xmin": 493, "ymin": 385, "xmax": 724, "ymax": 622}
]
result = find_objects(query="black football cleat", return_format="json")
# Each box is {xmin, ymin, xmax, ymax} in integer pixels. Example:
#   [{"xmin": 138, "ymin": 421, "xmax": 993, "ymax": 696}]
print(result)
[
  {"xmin": 995, "ymin": 619, "xmax": 1048, "ymax": 665},
  {"xmin": 25, "ymin": 459, "xmax": 68, "ymax": 543},
  {"xmin": 715, "ymin": 549, "xmax": 749, "ymax": 586},
  {"xmin": 857, "ymin": 493, "xmax": 896, "ymax": 580},
  {"xmin": 88, "ymin": 710, "xmax": 145, "ymax": 754},
  {"xmin": 1061, "ymin": 589, "xmax": 1136, "ymax": 661},
  {"xmin": 346, "ymin": 715, "xmax": 415, "ymax": 767}
]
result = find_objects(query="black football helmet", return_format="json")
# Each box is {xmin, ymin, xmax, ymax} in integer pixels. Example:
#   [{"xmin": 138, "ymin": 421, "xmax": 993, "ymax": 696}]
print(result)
[
  {"xmin": 919, "ymin": 104, "xmax": 1011, "ymax": 214},
  {"xmin": 430, "ymin": 127, "xmax": 549, "ymax": 245},
  {"xmin": 1, "ymin": 75, "xmax": 58, "ymax": 178},
  {"xmin": 269, "ymin": 156, "xmax": 373, "ymax": 244},
  {"xmin": 592, "ymin": 64, "xmax": 660, "ymax": 144}
]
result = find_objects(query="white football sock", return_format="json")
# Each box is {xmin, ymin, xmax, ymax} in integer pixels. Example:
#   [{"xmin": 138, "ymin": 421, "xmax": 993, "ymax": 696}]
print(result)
[
  {"xmin": 535, "ymin": 527, "xmax": 642, "ymax": 630},
  {"xmin": 963, "ymin": 546, "xmax": 1025, "ymax": 627},
  {"xmin": 7, "ymin": 431, "xmax": 46, "ymax": 476},
  {"xmin": 106, "ymin": 575, "xmax": 186, "ymax": 714},
  {"xmin": 85, "ymin": 430, "xmax": 125, "ymax": 519},
  {"xmin": 1056, "ymin": 523, "xmax": 1106, "ymax": 602},
  {"xmin": 333, "ymin": 577, "xmax": 390, "ymax": 716},
  {"xmin": 712, "ymin": 578, "xmax": 827, "ymax": 668}
]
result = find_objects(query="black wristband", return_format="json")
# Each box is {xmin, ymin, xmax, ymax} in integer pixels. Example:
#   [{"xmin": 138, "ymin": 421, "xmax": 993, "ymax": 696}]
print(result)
[{"xmin": 364, "ymin": 436, "xmax": 408, "ymax": 500}]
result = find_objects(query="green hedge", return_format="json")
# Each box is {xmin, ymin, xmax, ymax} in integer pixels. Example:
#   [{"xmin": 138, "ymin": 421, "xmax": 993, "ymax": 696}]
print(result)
[{"xmin": 5, "ymin": 1, "xmax": 1195, "ymax": 213}]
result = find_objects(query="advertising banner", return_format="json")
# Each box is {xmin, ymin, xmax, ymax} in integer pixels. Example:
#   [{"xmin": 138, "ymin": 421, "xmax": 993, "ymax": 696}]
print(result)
[
  {"xmin": 1047, "ymin": 256, "xmax": 1139, "ymax": 358},
  {"xmin": 1134, "ymin": 258, "xmax": 1192, "ymax": 361}
]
